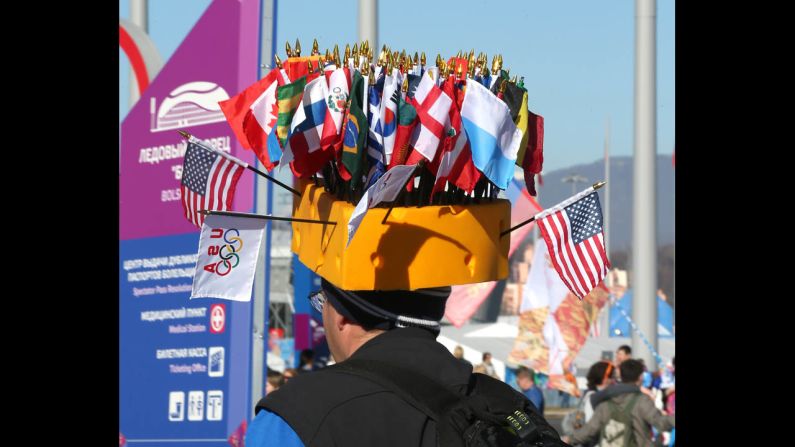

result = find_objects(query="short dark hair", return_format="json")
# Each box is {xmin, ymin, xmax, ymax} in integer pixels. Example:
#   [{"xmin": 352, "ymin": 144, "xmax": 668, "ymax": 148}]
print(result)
[
  {"xmin": 516, "ymin": 366, "xmax": 535, "ymax": 383},
  {"xmin": 267, "ymin": 368, "xmax": 285, "ymax": 385},
  {"xmin": 483, "ymin": 352, "xmax": 492, "ymax": 361},
  {"xmin": 299, "ymin": 349, "xmax": 315, "ymax": 364},
  {"xmin": 619, "ymin": 359, "xmax": 644, "ymax": 383},
  {"xmin": 586, "ymin": 361, "xmax": 614, "ymax": 390},
  {"xmin": 617, "ymin": 345, "xmax": 632, "ymax": 356}
]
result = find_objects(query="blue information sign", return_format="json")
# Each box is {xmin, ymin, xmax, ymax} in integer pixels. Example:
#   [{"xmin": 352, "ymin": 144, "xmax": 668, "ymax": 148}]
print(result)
[{"xmin": 120, "ymin": 234, "xmax": 251, "ymax": 445}]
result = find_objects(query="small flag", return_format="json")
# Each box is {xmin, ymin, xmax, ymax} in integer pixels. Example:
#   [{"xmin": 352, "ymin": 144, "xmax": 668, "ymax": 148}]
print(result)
[
  {"xmin": 536, "ymin": 188, "xmax": 610, "ymax": 299},
  {"xmin": 408, "ymin": 67, "xmax": 453, "ymax": 163},
  {"xmin": 275, "ymin": 77, "xmax": 308, "ymax": 149},
  {"xmin": 219, "ymin": 68, "xmax": 286, "ymax": 170},
  {"xmin": 340, "ymin": 71, "xmax": 368, "ymax": 188},
  {"xmin": 430, "ymin": 78, "xmax": 481, "ymax": 197},
  {"xmin": 380, "ymin": 69, "xmax": 402, "ymax": 164},
  {"xmin": 365, "ymin": 76, "xmax": 387, "ymax": 188},
  {"xmin": 320, "ymin": 67, "xmax": 351, "ymax": 150},
  {"xmin": 180, "ymin": 139, "xmax": 246, "ymax": 228},
  {"xmin": 191, "ymin": 214, "xmax": 267, "ymax": 302},
  {"xmin": 460, "ymin": 79, "xmax": 523, "ymax": 189},
  {"xmin": 282, "ymin": 76, "xmax": 331, "ymax": 177},
  {"xmin": 347, "ymin": 164, "xmax": 418, "ymax": 246}
]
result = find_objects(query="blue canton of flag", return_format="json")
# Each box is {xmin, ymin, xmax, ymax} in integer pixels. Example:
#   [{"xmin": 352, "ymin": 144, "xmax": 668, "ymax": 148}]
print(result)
[{"xmin": 180, "ymin": 141, "xmax": 245, "ymax": 228}]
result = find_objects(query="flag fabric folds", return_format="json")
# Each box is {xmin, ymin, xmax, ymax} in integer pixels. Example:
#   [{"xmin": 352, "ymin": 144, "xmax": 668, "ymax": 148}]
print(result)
[
  {"xmin": 340, "ymin": 71, "xmax": 368, "ymax": 188},
  {"xmin": 346, "ymin": 163, "xmax": 418, "ymax": 246},
  {"xmin": 190, "ymin": 214, "xmax": 267, "ymax": 301},
  {"xmin": 507, "ymin": 238, "xmax": 609, "ymax": 394},
  {"xmin": 180, "ymin": 139, "xmax": 246, "ymax": 228},
  {"xmin": 460, "ymin": 80, "xmax": 523, "ymax": 189},
  {"xmin": 536, "ymin": 188, "xmax": 610, "ymax": 299},
  {"xmin": 219, "ymin": 68, "xmax": 286, "ymax": 170},
  {"xmin": 281, "ymin": 76, "xmax": 331, "ymax": 177}
]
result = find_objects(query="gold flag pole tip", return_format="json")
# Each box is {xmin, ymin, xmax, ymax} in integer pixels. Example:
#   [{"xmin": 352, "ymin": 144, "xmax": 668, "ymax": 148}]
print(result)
[
  {"xmin": 593, "ymin": 181, "xmax": 607, "ymax": 190},
  {"xmin": 178, "ymin": 130, "xmax": 191, "ymax": 139}
]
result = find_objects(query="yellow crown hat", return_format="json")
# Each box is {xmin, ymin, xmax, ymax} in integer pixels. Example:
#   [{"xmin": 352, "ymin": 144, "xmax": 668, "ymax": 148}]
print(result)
[{"xmin": 291, "ymin": 179, "xmax": 510, "ymax": 291}]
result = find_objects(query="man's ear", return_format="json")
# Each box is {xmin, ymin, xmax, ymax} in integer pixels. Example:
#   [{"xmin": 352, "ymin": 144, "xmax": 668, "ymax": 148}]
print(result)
[{"xmin": 332, "ymin": 307, "xmax": 355, "ymax": 332}]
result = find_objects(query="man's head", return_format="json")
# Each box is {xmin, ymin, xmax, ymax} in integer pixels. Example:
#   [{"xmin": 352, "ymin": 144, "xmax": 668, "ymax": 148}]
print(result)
[
  {"xmin": 283, "ymin": 368, "xmax": 297, "ymax": 382},
  {"xmin": 299, "ymin": 349, "xmax": 315, "ymax": 366},
  {"xmin": 516, "ymin": 366, "xmax": 536, "ymax": 390},
  {"xmin": 619, "ymin": 359, "xmax": 645, "ymax": 385},
  {"xmin": 586, "ymin": 360, "xmax": 615, "ymax": 390},
  {"xmin": 314, "ymin": 279, "xmax": 451, "ymax": 362},
  {"xmin": 483, "ymin": 352, "xmax": 492, "ymax": 364},
  {"xmin": 616, "ymin": 345, "xmax": 632, "ymax": 365},
  {"xmin": 265, "ymin": 368, "xmax": 284, "ymax": 395}
]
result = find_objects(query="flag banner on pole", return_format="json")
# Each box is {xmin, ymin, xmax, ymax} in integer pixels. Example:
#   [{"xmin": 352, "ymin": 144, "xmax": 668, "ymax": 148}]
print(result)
[{"xmin": 508, "ymin": 238, "xmax": 609, "ymax": 394}]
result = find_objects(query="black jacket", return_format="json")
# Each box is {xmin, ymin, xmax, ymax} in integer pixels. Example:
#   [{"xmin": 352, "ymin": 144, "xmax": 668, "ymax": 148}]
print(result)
[{"xmin": 258, "ymin": 327, "xmax": 521, "ymax": 446}]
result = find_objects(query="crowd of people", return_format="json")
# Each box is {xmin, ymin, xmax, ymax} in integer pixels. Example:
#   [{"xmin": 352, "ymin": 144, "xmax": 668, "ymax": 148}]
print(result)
[
  {"xmin": 561, "ymin": 345, "xmax": 676, "ymax": 447},
  {"xmin": 264, "ymin": 341, "xmax": 675, "ymax": 446}
]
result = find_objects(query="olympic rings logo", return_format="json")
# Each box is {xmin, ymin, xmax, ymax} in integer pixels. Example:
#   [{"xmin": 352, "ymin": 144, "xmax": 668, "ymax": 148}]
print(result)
[{"xmin": 204, "ymin": 228, "xmax": 245, "ymax": 276}]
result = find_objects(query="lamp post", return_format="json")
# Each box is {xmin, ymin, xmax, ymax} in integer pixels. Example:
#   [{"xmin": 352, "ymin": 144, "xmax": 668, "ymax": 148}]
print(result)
[{"xmin": 562, "ymin": 174, "xmax": 588, "ymax": 195}]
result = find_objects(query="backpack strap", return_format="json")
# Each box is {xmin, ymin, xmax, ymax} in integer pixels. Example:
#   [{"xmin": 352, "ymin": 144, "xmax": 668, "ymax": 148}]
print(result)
[
  {"xmin": 620, "ymin": 393, "xmax": 640, "ymax": 446},
  {"xmin": 623, "ymin": 393, "xmax": 640, "ymax": 415}
]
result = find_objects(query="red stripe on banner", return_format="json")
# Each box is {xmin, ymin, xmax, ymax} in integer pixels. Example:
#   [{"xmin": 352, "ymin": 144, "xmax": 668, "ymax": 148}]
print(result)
[
  {"xmin": 207, "ymin": 158, "xmax": 225, "ymax": 210},
  {"xmin": 540, "ymin": 215, "xmax": 581, "ymax": 297},
  {"xmin": 585, "ymin": 237, "xmax": 606, "ymax": 278},
  {"xmin": 185, "ymin": 189, "xmax": 193, "ymax": 226},
  {"xmin": 595, "ymin": 233, "xmax": 611, "ymax": 270},
  {"xmin": 215, "ymin": 160, "xmax": 234, "ymax": 210},
  {"xmin": 188, "ymin": 191, "xmax": 196, "ymax": 225},
  {"xmin": 553, "ymin": 212, "xmax": 589, "ymax": 297},
  {"xmin": 587, "ymin": 237, "xmax": 608, "ymax": 277},
  {"xmin": 217, "ymin": 160, "xmax": 234, "ymax": 210},
  {"xmin": 193, "ymin": 192, "xmax": 201, "ymax": 227},
  {"xmin": 225, "ymin": 165, "xmax": 244, "ymax": 209},
  {"xmin": 207, "ymin": 160, "xmax": 222, "ymax": 212},
  {"xmin": 578, "ymin": 238, "xmax": 600, "ymax": 291},
  {"xmin": 542, "ymin": 215, "xmax": 581, "ymax": 296},
  {"xmin": 565, "ymin": 209, "xmax": 597, "ymax": 292},
  {"xmin": 181, "ymin": 185, "xmax": 190, "ymax": 221}
]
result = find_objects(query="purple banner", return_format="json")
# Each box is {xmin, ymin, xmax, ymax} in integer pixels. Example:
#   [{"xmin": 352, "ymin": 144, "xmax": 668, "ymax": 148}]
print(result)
[{"xmin": 120, "ymin": 0, "xmax": 260, "ymax": 241}]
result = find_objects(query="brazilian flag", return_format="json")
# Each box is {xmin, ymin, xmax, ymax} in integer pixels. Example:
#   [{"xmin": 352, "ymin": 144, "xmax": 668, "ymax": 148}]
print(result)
[{"xmin": 341, "ymin": 71, "xmax": 368, "ymax": 188}]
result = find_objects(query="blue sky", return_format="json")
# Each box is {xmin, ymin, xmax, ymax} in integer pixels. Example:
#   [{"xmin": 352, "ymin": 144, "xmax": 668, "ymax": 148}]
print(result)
[{"xmin": 120, "ymin": 0, "xmax": 674, "ymax": 172}]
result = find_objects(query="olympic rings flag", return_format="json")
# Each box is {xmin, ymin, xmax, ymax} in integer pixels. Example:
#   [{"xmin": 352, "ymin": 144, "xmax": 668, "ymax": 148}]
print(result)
[{"xmin": 190, "ymin": 214, "xmax": 266, "ymax": 301}]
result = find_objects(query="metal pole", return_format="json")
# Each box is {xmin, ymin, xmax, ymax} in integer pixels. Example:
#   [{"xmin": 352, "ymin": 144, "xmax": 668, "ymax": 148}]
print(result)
[
  {"xmin": 632, "ymin": 0, "xmax": 658, "ymax": 370},
  {"xmin": 251, "ymin": 0, "xmax": 277, "ymax": 415},
  {"xmin": 129, "ymin": 0, "xmax": 148, "ymax": 106},
  {"xmin": 358, "ymin": 0, "xmax": 378, "ymax": 53},
  {"xmin": 602, "ymin": 117, "xmax": 611, "ymax": 338}
]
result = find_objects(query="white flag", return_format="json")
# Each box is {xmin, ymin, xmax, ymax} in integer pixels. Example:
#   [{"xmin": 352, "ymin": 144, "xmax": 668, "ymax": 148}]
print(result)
[
  {"xmin": 190, "ymin": 214, "xmax": 266, "ymax": 301},
  {"xmin": 347, "ymin": 164, "xmax": 418, "ymax": 246},
  {"xmin": 519, "ymin": 239, "xmax": 571, "ymax": 313}
]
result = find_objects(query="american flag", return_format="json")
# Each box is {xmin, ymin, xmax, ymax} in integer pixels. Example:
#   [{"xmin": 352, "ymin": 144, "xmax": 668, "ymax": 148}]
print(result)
[
  {"xmin": 537, "ymin": 190, "xmax": 610, "ymax": 299},
  {"xmin": 180, "ymin": 140, "xmax": 245, "ymax": 227}
]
